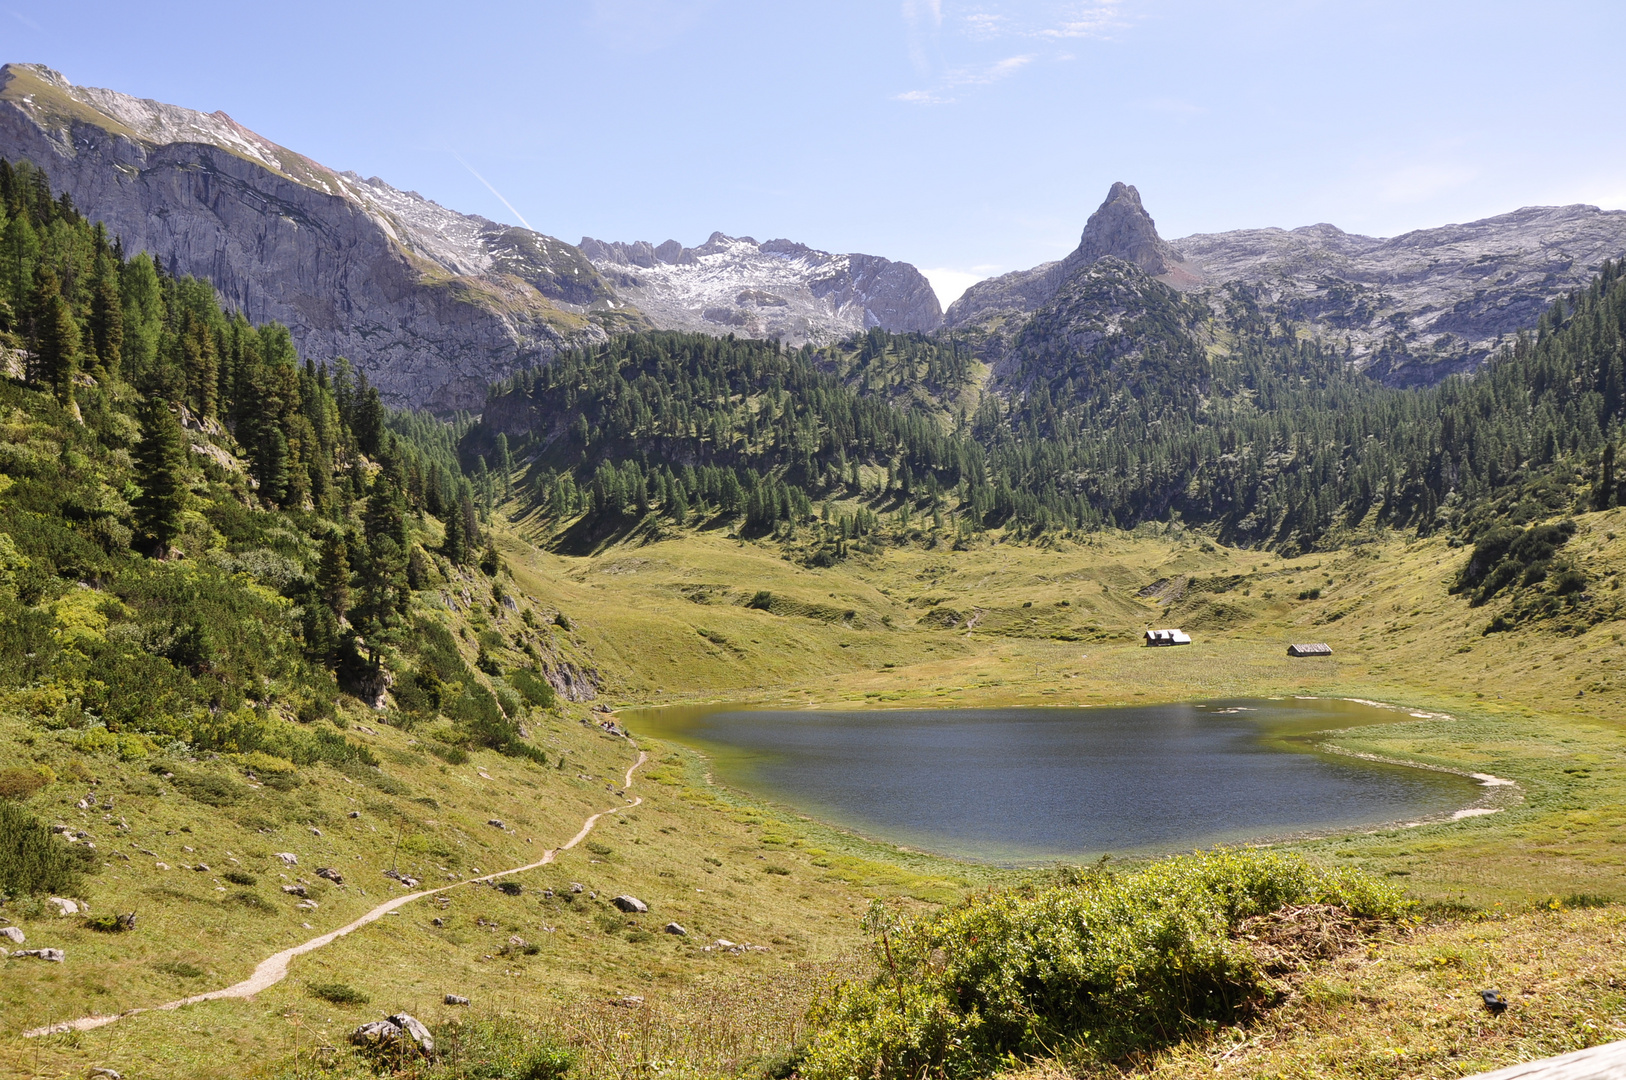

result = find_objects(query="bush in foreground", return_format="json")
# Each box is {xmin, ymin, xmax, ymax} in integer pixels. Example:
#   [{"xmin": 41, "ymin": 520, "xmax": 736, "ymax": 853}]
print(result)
[{"xmin": 802, "ymin": 849, "xmax": 1410, "ymax": 1078}]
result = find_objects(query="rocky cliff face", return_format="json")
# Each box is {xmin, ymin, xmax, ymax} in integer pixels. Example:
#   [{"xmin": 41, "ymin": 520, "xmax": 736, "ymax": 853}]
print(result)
[
  {"xmin": 0, "ymin": 64, "xmax": 638, "ymax": 410},
  {"xmin": 949, "ymin": 180, "xmax": 1626, "ymax": 386},
  {"xmin": 579, "ymin": 232, "xmax": 942, "ymax": 344},
  {"xmin": 1171, "ymin": 205, "xmax": 1626, "ymax": 384}
]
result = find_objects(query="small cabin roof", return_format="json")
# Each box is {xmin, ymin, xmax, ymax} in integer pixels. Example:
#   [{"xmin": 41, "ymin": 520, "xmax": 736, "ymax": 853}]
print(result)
[{"xmin": 1287, "ymin": 642, "xmax": 1333, "ymax": 656}]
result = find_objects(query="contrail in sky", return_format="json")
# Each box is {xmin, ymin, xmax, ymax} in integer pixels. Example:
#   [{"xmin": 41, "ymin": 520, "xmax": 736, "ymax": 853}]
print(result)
[{"xmin": 452, "ymin": 152, "xmax": 533, "ymax": 231}]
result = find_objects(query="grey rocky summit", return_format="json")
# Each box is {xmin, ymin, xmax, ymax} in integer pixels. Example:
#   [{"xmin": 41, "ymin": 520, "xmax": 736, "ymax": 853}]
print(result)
[
  {"xmin": 580, "ymin": 232, "xmax": 943, "ymax": 344},
  {"xmin": 949, "ymin": 180, "xmax": 1626, "ymax": 386}
]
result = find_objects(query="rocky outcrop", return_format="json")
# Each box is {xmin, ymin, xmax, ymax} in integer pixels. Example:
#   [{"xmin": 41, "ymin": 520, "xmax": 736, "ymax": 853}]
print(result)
[
  {"xmin": 950, "ymin": 179, "xmax": 1626, "ymax": 386},
  {"xmin": 1171, "ymin": 204, "xmax": 1626, "ymax": 385},
  {"xmin": 947, "ymin": 181, "xmax": 1199, "ymax": 335},
  {"xmin": 580, "ymin": 232, "xmax": 943, "ymax": 344},
  {"xmin": 0, "ymin": 64, "xmax": 632, "ymax": 410}
]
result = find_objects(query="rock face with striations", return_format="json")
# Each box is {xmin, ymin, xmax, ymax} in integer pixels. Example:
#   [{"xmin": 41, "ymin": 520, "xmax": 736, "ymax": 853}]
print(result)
[
  {"xmin": 0, "ymin": 63, "xmax": 638, "ymax": 410},
  {"xmin": 580, "ymin": 232, "xmax": 942, "ymax": 344}
]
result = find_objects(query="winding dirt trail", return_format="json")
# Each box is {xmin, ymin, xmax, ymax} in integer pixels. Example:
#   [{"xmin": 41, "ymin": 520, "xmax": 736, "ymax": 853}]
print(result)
[{"xmin": 24, "ymin": 750, "xmax": 648, "ymax": 1039}]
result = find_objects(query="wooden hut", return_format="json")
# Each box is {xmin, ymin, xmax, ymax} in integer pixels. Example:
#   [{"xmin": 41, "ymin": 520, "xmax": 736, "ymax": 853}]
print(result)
[
  {"xmin": 1287, "ymin": 643, "xmax": 1333, "ymax": 657},
  {"xmin": 1144, "ymin": 628, "xmax": 1192, "ymax": 647}
]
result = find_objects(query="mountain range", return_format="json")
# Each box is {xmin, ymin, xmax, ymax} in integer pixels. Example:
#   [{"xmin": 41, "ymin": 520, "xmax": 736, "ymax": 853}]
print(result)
[{"xmin": 3, "ymin": 62, "xmax": 1625, "ymax": 405}]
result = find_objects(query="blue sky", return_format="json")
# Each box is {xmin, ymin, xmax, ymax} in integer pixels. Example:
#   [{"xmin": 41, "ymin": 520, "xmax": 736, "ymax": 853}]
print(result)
[{"xmin": 7, "ymin": 1, "xmax": 1626, "ymax": 304}]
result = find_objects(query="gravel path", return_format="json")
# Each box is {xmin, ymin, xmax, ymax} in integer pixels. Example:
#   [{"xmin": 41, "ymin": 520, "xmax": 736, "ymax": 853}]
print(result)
[{"xmin": 24, "ymin": 750, "xmax": 648, "ymax": 1038}]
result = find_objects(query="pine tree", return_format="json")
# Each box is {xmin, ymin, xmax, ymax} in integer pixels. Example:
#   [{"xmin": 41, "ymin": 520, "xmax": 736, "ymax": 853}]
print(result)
[
  {"xmin": 30, "ymin": 270, "xmax": 79, "ymax": 403},
  {"xmin": 87, "ymin": 255, "xmax": 123, "ymax": 378},
  {"xmin": 317, "ymin": 531, "xmax": 352, "ymax": 619},
  {"xmin": 442, "ymin": 497, "xmax": 467, "ymax": 565},
  {"xmin": 132, "ymin": 397, "xmax": 188, "ymax": 556}
]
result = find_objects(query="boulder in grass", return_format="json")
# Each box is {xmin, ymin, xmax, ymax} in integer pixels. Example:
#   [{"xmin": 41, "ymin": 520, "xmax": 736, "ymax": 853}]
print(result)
[
  {"xmin": 316, "ymin": 867, "xmax": 344, "ymax": 884},
  {"xmin": 387, "ymin": 1013, "xmax": 435, "ymax": 1056},
  {"xmin": 444, "ymin": 994, "xmax": 470, "ymax": 1006},
  {"xmin": 11, "ymin": 948, "xmax": 65, "ymax": 962},
  {"xmin": 350, "ymin": 1020, "xmax": 402, "ymax": 1050},
  {"xmin": 46, "ymin": 897, "xmax": 79, "ymax": 916},
  {"xmin": 0, "ymin": 927, "xmax": 22, "ymax": 945},
  {"xmin": 611, "ymin": 895, "xmax": 648, "ymax": 914},
  {"xmin": 276, "ymin": 853, "xmax": 298, "ymax": 866},
  {"xmin": 664, "ymin": 922, "xmax": 687, "ymax": 936}
]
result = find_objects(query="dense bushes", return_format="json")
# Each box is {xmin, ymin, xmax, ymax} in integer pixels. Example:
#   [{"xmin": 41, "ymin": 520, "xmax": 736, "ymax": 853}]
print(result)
[
  {"xmin": 0, "ymin": 801, "xmax": 98, "ymax": 897},
  {"xmin": 802, "ymin": 850, "xmax": 1409, "ymax": 1078}
]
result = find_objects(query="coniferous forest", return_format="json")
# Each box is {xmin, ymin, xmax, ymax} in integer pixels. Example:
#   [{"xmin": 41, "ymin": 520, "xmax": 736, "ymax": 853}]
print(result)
[{"xmin": 0, "ymin": 156, "xmax": 560, "ymax": 787}]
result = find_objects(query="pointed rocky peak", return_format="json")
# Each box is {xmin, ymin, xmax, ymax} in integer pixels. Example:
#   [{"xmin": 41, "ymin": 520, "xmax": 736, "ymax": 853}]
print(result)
[{"xmin": 1068, "ymin": 181, "xmax": 1182, "ymax": 277}]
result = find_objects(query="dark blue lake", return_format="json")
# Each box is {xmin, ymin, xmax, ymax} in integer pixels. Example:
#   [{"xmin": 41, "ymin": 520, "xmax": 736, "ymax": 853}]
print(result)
[{"xmin": 623, "ymin": 698, "xmax": 1481, "ymax": 862}]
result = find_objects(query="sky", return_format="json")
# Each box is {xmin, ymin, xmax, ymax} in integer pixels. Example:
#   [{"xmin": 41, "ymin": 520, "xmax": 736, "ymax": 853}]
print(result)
[{"xmin": 6, "ymin": 0, "xmax": 1626, "ymax": 305}]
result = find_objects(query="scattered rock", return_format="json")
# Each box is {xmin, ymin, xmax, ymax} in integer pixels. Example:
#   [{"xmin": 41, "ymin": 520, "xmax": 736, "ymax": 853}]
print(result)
[
  {"xmin": 487, "ymin": 819, "xmax": 505, "ymax": 829},
  {"xmin": 89, "ymin": 1068, "xmax": 122, "ymax": 1079},
  {"xmin": 612, "ymin": 895, "xmax": 647, "ymax": 914},
  {"xmin": 0, "ymin": 927, "xmax": 22, "ymax": 944},
  {"xmin": 276, "ymin": 852, "xmax": 298, "ymax": 866},
  {"xmin": 432, "ymin": 917, "xmax": 445, "ymax": 927},
  {"xmin": 664, "ymin": 923, "xmax": 687, "ymax": 936},
  {"xmin": 309, "ymin": 827, "xmax": 322, "ymax": 837},
  {"xmin": 542, "ymin": 889, "xmax": 554, "ymax": 899},
  {"xmin": 316, "ymin": 867, "xmax": 344, "ymax": 884},
  {"xmin": 154, "ymin": 862, "xmax": 169, "ymax": 871},
  {"xmin": 46, "ymin": 897, "xmax": 79, "ymax": 917},
  {"xmin": 282, "ymin": 884, "xmax": 308, "ymax": 898},
  {"xmin": 192, "ymin": 863, "xmax": 210, "ymax": 872},
  {"xmin": 610, "ymin": 995, "xmax": 645, "ymax": 1008},
  {"xmin": 569, "ymin": 882, "xmax": 584, "ymax": 894},
  {"xmin": 444, "ymin": 994, "xmax": 469, "ymax": 1006},
  {"xmin": 348, "ymin": 810, "xmax": 361, "ymax": 818},
  {"xmin": 10, "ymin": 948, "xmax": 65, "ymax": 962}
]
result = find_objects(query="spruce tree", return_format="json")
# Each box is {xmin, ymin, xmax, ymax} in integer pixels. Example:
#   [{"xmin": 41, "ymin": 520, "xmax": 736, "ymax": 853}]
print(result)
[
  {"xmin": 30, "ymin": 270, "xmax": 79, "ymax": 403},
  {"xmin": 317, "ymin": 531, "xmax": 352, "ymax": 619},
  {"xmin": 87, "ymin": 255, "xmax": 123, "ymax": 378},
  {"xmin": 132, "ymin": 397, "xmax": 188, "ymax": 557},
  {"xmin": 442, "ymin": 497, "xmax": 466, "ymax": 565}
]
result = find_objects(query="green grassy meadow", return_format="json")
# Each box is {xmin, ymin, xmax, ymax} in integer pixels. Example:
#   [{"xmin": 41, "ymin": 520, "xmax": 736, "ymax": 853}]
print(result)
[{"xmin": 4, "ymin": 505, "xmax": 1625, "ymax": 1079}]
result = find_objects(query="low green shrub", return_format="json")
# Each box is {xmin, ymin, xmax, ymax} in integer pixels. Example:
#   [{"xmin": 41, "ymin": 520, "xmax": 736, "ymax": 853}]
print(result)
[
  {"xmin": 0, "ymin": 764, "xmax": 52, "ymax": 799},
  {"xmin": 802, "ymin": 849, "xmax": 1410, "ymax": 1078},
  {"xmin": 309, "ymin": 981, "xmax": 370, "ymax": 1005},
  {"xmin": 0, "ymin": 801, "xmax": 97, "ymax": 896}
]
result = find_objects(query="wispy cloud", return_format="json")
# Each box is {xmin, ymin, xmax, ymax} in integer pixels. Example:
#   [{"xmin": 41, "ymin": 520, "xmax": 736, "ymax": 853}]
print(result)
[
  {"xmin": 8, "ymin": 9, "xmax": 42, "ymax": 30},
  {"xmin": 897, "ymin": 2, "xmax": 1134, "ymax": 104},
  {"xmin": 958, "ymin": 1, "xmax": 1130, "ymax": 41},
  {"xmin": 901, "ymin": 0, "xmax": 944, "ymax": 76},
  {"xmin": 896, "ymin": 53, "xmax": 1034, "ymax": 105}
]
